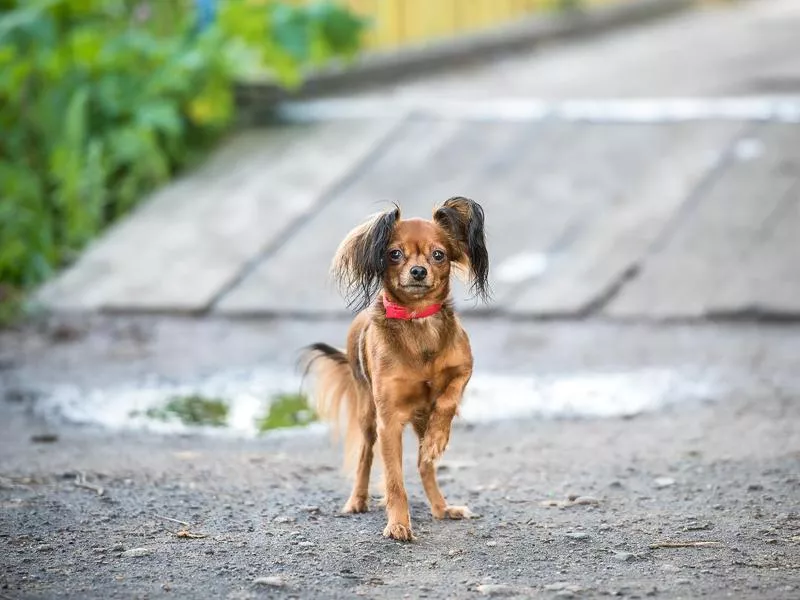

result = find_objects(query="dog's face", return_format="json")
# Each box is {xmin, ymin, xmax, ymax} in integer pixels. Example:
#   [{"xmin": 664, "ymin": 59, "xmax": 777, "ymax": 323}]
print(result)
[
  {"xmin": 385, "ymin": 219, "xmax": 453, "ymax": 303},
  {"xmin": 333, "ymin": 197, "xmax": 490, "ymax": 311}
]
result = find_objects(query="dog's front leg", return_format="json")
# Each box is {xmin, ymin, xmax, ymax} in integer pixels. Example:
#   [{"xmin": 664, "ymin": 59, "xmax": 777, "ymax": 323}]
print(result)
[
  {"xmin": 377, "ymin": 405, "xmax": 414, "ymax": 541},
  {"xmin": 420, "ymin": 369, "xmax": 470, "ymax": 465}
]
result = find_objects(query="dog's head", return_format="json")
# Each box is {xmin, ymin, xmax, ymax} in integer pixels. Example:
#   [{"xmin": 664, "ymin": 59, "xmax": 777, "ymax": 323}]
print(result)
[{"xmin": 332, "ymin": 197, "xmax": 490, "ymax": 311}]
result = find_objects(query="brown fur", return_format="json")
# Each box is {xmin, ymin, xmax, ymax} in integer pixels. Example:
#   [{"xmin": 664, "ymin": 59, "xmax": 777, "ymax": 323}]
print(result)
[{"xmin": 303, "ymin": 197, "xmax": 489, "ymax": 541}]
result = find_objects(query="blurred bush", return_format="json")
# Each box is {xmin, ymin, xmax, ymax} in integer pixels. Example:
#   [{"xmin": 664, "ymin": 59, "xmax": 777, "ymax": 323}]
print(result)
[{"xmin": 0, "ymin": 0, "xmax": 366, "ymax": 298}]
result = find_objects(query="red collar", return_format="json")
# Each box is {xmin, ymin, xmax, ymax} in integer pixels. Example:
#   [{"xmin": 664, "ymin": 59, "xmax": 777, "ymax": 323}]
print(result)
[{"xmin": 382, "ymin": 295, "xmax": 442, "ymax": 320}]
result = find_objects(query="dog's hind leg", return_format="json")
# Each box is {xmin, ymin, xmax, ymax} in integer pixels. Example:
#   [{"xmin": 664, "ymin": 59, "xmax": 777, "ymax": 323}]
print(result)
[{"xmin": 342, "ymin": 394, "xmax": 376, "ymax": 514}]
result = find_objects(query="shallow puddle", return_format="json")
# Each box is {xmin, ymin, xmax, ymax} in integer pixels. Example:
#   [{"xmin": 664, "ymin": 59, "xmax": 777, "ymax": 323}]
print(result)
[{"xmin": 35, "ymin": 367, "xmax": 719, "ymax": 437}]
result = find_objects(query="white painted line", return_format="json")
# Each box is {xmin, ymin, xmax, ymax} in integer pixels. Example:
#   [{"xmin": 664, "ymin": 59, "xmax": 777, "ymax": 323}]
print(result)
[{"xmin": 276, "ymin": 97, "xmax": 800, "ymax": 124}]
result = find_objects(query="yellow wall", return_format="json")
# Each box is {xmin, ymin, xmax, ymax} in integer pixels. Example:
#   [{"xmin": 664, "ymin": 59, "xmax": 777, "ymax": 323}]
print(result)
[{"xmin": 333, "ymin": 0, "xmax": 631, "ymax": 51}]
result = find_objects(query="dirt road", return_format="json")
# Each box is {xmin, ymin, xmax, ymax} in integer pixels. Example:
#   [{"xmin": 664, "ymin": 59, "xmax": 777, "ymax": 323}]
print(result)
[{"xmin": 2, "ymin": 317, "xmax": 799, "ymax": 599}]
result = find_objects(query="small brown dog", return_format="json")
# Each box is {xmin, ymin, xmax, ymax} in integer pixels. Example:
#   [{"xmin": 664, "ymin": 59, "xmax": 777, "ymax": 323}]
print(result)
[{"xmin": 303, "ymin": 196, "xmax": 489, "ymax": 541}]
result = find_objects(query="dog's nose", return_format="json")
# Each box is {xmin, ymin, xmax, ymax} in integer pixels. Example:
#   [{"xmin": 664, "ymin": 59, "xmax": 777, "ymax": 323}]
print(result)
[{"xmin": 410, "ymin": 266, "xmax": 427, "ymax": 281}]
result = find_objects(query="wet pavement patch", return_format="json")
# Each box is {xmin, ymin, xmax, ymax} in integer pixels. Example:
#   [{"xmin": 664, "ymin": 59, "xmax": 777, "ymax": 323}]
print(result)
[{"xmin": 31, "ymin": 366, "xmax": 722, "ymax": 437}]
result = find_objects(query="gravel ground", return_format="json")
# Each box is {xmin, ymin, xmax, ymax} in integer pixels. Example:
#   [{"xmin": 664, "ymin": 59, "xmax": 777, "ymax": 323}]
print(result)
[{"xmin": 1, "ymin": 317, "xmax": 799, "ymax": 599}]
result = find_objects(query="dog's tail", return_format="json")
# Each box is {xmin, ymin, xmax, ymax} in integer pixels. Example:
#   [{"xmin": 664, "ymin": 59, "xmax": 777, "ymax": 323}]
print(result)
[{"xmin": 301, "ymin": 343, "xmax": 365, "ymax": 474}]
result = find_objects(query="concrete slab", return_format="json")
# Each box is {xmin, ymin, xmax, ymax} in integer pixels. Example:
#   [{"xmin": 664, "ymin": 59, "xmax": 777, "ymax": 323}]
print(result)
[
  {"xmin": 607, "ymin": 123, "xmax": 800, "ymax": 319},
  {"xmin": 217, "ymin": 120, "xmax": 661, "ymax": 314},
  {"xmin": 717, "ymin": 189, "xmax": 800, "ymax": 317},
  {"xmin": 218, "ymin": 120, "xmax": 745, "ymax": 317},
  {"xmin": 36, "ymin": 121, "xmax": 399, "ymax": 313},
  {"xmin": 216, "ymin": 118, "xmax": 509, "ymax": 314},
  {"xmin": 510, "ymin": 121, "xmax": 744, "ymax": 316}
]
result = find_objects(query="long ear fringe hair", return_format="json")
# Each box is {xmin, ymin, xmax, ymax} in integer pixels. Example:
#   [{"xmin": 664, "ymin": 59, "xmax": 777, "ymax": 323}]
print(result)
[
  {"xmin": 433, "ymin": 196, "xmax": 491, "ymax": 302},
  {"xmin": 331, "ymin": 204, "xmax": 401, "ymax": 312}
]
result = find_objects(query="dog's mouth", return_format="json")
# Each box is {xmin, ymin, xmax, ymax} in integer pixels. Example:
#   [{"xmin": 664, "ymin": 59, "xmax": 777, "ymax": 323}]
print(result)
[
  {"xmin": 400, "ymin": 283, "xmax": 431, "ymax": 290},
  {"xmin": 398, "ymin": 283, "xmax": 434, "ymax": 296}
]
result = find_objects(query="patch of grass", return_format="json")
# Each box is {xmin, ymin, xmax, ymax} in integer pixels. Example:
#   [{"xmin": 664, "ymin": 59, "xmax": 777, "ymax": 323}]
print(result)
[
  {"xmin": 256, "ymin": 393, "xmax": 316, "ymax": 432},
  {"xmin": 140, "ymin": 394, "xmax": 229, "ymax": 427},
  {"xmin": 0, "ymin": 285, "xmax": 25, "ymax": 329}
]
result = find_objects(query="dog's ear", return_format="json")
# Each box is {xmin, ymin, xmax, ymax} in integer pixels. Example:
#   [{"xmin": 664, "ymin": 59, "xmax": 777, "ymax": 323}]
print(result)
[
  {"xmin": 332, "ymin": 204, "xmax": 400, "ymax": 312},
  {"xmin": 433, "ymin": 196, "xmax": 490, "ymax": 302}
]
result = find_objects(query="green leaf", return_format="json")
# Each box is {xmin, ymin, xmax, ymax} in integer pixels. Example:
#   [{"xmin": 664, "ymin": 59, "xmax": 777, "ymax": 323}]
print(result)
[
  {"xmin": 136, "ymin": 101, "xmax": 184, "ymax": 137},
  {"xmin": 268, "ymin": 3, "xmax": 311, "ymax": 63}
]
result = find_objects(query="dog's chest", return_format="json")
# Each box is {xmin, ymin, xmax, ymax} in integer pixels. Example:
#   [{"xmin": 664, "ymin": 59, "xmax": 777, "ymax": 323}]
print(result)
[{"xmin": 406, "ymin": 319, "xmax": 444, "ymax": 364}]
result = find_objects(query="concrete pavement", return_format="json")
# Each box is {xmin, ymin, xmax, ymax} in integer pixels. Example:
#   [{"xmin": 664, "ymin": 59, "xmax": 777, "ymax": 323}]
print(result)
[{"xmin": 36, "ymin": 0, "xmax": 800, "ymax": 320}]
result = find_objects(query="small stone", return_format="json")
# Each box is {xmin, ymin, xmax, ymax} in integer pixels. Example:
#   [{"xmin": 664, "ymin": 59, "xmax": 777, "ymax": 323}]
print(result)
[
  {"xmin": 682, "ymin": 521, "xmax": 712, "ymax": 531},
  {"xmin": 253, "ymin": 576, "xmax": 284, "ymax": 588},
  {"xmin": 35, "ymin": 544, "xmax": 54, "ymax": 552},
  {"xmin": 653, "ymin": 477, "xmax": 675, "ymax": 489},
  {"xmin": 544, "ymin": 583, "xmax": 582, "ymax": 592},
  {"xmin": 300, "ymin": 505, "xmax": 320, "ymax": 513},
  {"xmin": 613, "ymin": 551, "xmax": 636, "ymax": 562},
  {"xmin": 111, "ymin": 543, "xmax": 125, "ymax": 552},
  {"xmin": 437, "ymin": 459, "xmax": 477, "ymax": 472},
  {"xmin": 272, "ymin": 515, "xmax": 295, "ymax": 524},
  {"xmin": 298, "ymin": 541, "xmax": 315, "ymax": 547},
  {"xmin": 540, "ymin": 499, "xmax": 564, "ymax": 508},
  {"xmin": 121, "ymin": 548, "xmax": 152, "ymax": 558},
  {"xmin": 565, "ymin": 532, "xmax": 590, "ymax": 540},
  {"xmin": 486, "ymin": 540, "xmax": 497, "ymax": 547},
  {"xmin": 476, "ymin": 584, "xmax": 515, "ymax": 596},
  {"xmin": 676, "ymin": 579, "xmax": 691, "ymax": 586},
  {"xmin": 747, "ymin": 484, "xmax": 764, "ymax": 492},
  {"xmin": 573, "ymin": 496, "xmax": 600, "ymax": 505}
]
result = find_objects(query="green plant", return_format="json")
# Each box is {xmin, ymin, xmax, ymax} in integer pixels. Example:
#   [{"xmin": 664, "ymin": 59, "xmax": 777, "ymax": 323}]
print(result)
[
  {"xmin": 256, "ymin": 392, "xmax": 316, "ymax": 432},
  {"xmin": 137, "ymin": 394, "xmax": 230, "ymax": 427},
  {"xmin": 0, "ymin": 284, "xmax": 25, "ymax": 327},
  {"xmin": 0, "ymin": 0, "xmax": 367, "ymax": 319}
]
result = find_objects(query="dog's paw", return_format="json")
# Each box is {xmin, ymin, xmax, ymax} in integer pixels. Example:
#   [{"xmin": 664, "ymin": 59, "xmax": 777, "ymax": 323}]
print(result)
[
  {"xmin": 440, "ymin": 505, "xmax": 473, "ymax": 520},
  {"xmin": 383, "ymin": 521, "xmax": 415, "ymax": 542},
  {"xmin": 420, "ymin": 429, "xmax": 449, "ymax": 464},
  {"xmin": 341, "ymin": 496, "xmax": 369, "ymax": 514}
]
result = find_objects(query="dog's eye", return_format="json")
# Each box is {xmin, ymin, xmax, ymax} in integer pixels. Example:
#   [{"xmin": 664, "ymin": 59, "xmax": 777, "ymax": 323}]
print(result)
[
  {"xmin": 388, "ymin": 249, "xmax": 403, "ymax": 263},
  {"xmin": 431, "ymin": 250, "xmax": 446, "ymax": 263}
]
